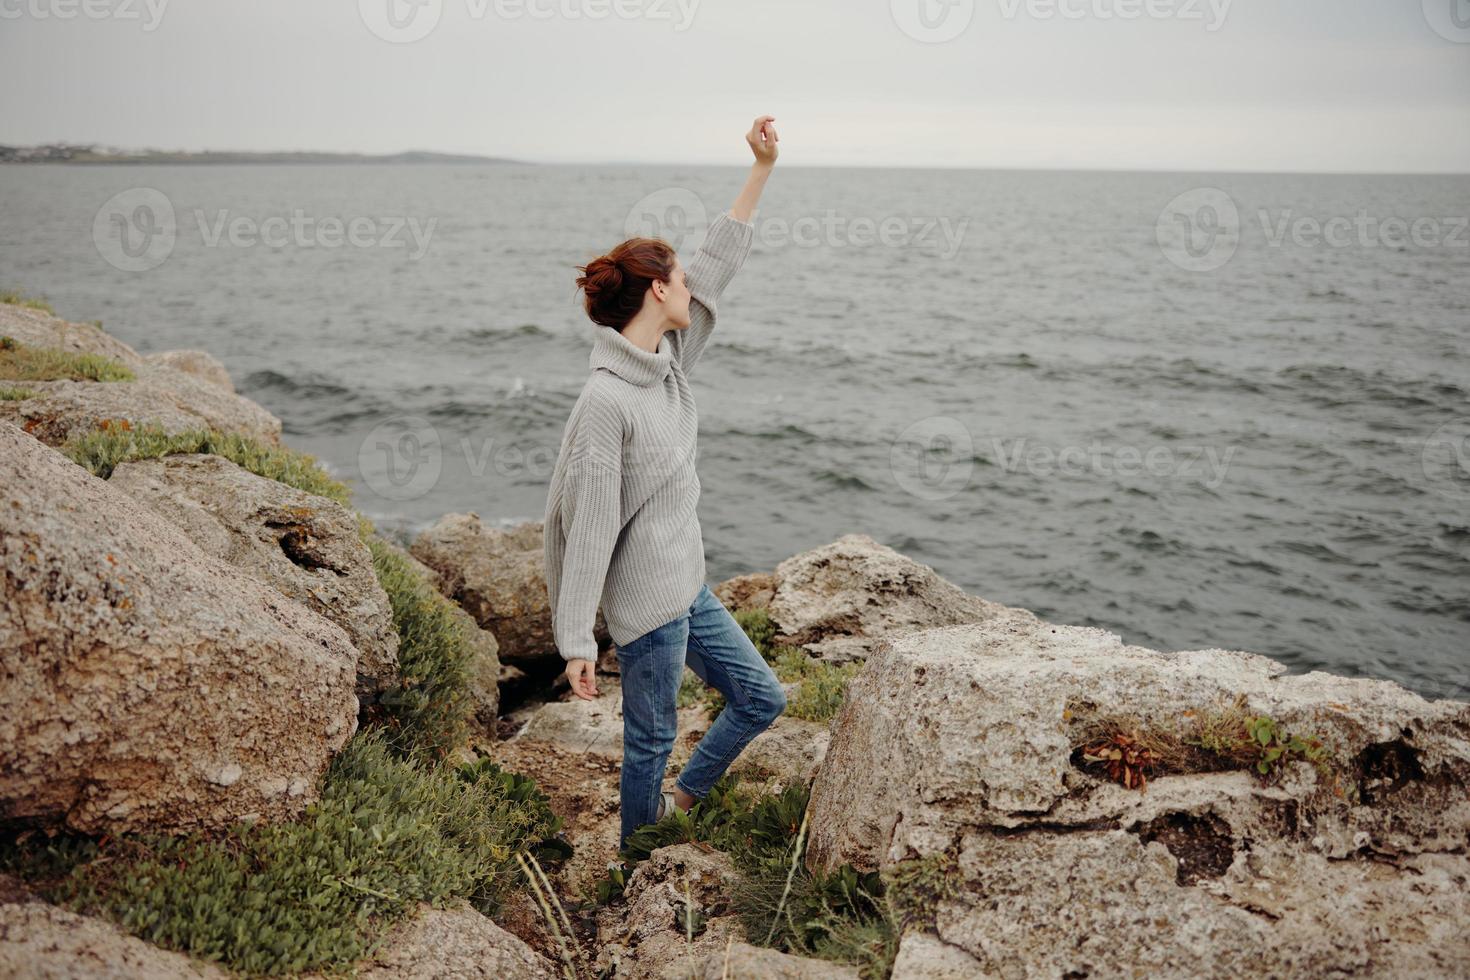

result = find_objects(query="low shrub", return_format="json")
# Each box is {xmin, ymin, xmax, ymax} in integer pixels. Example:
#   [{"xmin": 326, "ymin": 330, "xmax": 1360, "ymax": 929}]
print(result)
[
  {"xmin": 0, "ymin": 384, "xmax": 35, "ymax": 400},
  {"xmin": 361, "ymin": 528, "xmax": 478, "ymax": 763}
]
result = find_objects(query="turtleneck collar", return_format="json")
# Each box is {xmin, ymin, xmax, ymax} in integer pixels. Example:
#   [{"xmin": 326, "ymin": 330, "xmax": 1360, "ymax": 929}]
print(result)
[{"xmin": 589, "ymin": 325, "xmax": 672, "ymax": 387}]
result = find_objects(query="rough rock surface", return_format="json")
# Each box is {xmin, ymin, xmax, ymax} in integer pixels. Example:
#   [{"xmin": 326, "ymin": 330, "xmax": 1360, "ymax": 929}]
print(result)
[
  {"xmin": 0, "ymin": 304, "xmax": 146, "ymax": 370},
  {"xmin": 411, "ymin": 514, "xmax": 595, "ymax": 663},
  {"xmin": 768, "ymin": 533, "xmax": 1025, "ymax": 663},
  {"xmin": 805, "ymin": 612, "xmax": 1470, "ymax": 977},
  {"xmin": 339, "ymin": 902, "xmax": 556, "ymax": 979},
  {"xmin": 0, "ymin": 306, "xmax": 280, "ymax": 447},
  {"xmin": 108, "ymin": 453, "xmax": 399, "ymax": 698},
  {"xmin": 712, "ymin": 572, "xmax": 778, "ymax": 613},
  {"xmin": 144, "ymin": 349, "xmax": 235, "ymax": 392},
  {"xmin": 0, "ymin": 422, "xmax": 359, "ymax": 834},
  {"xmin": 593, "ymin": 845, "xmax": 856, "ymax": 979},
  {"xmin": 0, "ymin": 874, "xmax": 227, "ymax": 979},
  {"xmin": 594, "ymin": 844, "xmax": 746, "ymax": 979},
  {"xmin": 682, "ymin": 941, "xmax": 861, "ymax": 979}
]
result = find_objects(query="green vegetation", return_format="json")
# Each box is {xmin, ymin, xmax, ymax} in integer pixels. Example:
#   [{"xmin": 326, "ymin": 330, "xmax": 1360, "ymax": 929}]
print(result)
[
  {"xmin": 0, "ymin": 334, "xmax": 134, "ymax": 382},
  {"xmin": 0, "ymin": 384, "xmax": 35, "ymax": 400},
  {"xmin": 62, "ymin": 423, "xmax": 351, "ymax": 499},
  {"xmin": 362, "ymin": 528, "xmax": 478, "ymax": 763},
  {"xmin": 1070, "ymin": 695, "xmax": 1343, "ymax": 795},
  {"xmin": 1, "ymin": 288, "xmax": 55, "ymax": 314},
  {"xmin": 0, "ymin": 733, "xmax": 566, "ymax": 976}
]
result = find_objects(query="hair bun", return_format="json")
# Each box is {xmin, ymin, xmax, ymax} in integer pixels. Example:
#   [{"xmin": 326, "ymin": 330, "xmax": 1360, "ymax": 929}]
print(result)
[{"xmin": 579, "ymin": 255, "xmax": 623, "ymax": 297}]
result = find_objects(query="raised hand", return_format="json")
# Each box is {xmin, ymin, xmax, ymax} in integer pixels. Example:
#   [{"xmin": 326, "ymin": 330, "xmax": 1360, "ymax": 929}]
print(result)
[{"xmin": 746, "ymin": 115, "xmax": 779, "ymax": 166}]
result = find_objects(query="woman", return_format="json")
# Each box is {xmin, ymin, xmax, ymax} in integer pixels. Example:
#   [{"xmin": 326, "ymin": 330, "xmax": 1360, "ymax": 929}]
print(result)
[{"xmin": 542, "ymin": 116, "xmax": 782, "ymax": 857}]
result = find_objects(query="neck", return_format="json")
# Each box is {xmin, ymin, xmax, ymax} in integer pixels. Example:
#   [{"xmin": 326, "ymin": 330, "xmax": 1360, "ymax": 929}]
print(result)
[{"xmin": 620, "ymin": 315, "xmax": 672, "ymax": 353}]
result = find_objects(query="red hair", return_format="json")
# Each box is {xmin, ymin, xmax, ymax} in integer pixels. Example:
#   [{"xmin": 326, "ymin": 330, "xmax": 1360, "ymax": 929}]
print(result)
[{"xmin": 574, "ymin": 236, "xmax": 677, "ymax": 331}]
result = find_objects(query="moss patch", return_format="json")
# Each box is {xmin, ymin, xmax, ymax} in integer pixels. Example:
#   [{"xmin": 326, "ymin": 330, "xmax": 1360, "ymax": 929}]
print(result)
[{"xmin": 0, "ymin": 335, "xmax": 134, "ymax": 383}]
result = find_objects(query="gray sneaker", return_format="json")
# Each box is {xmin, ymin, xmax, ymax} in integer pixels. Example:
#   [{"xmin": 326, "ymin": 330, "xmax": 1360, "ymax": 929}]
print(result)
[{"xmin": 656, "ymin": 790, "xmax": 687, "ymax": 820}]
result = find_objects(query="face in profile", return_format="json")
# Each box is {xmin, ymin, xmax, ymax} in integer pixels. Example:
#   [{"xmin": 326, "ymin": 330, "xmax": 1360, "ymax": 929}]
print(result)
[{"xmin": 658, "ymin": 257, "xmax": 693, "ymax": 331}]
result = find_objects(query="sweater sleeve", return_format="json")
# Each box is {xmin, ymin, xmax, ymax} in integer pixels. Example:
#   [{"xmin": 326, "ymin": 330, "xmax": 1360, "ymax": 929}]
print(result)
[
  {"xmin": 549, "ymin": 403, "xmax": 626, "ymax": 663},
  {"xmin": 668, "ymin": 210, "xmax": 755, "ymax": 377}
]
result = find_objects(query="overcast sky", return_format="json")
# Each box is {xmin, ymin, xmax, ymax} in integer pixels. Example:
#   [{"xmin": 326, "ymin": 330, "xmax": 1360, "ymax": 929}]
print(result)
[{"xmin": 2, "ymin": 0, "xmax": 1467, "ymax": 172}]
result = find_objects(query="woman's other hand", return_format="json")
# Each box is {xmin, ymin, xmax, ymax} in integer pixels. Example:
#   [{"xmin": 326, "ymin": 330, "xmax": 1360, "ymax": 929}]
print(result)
[
  {"xmin": 566, "ymin": 658, "xmax": 599, "ymax": 700},
  {"xmin": 746, "ymin": 115, "xmax": 779, "ymax": 166}
]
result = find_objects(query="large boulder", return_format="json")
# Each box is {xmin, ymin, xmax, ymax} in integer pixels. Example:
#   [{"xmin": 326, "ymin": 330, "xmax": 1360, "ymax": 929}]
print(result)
[
  {"xmin": 0, "ymin": 421, "xmax": 359, "ymax": 835},
  {"xmin": 805, "ymin": 612, "xmax": 1470, "ymax": 977},
  {"xmin": 144, "ymin": 349, "xmax": 236, "ymax": 392},
  {"xmin": 411, "ymin": 513, "xmax": 602, "ymax": 663},
  {"xmin": 768, "ymin": 534, "xmax": 1025, "ymax": 663},
  {"xmin": 108, "ymin": 453, "xmax": 399, "ymax": 698},
  {"xmin": 0, "ymin": 875, "xmax": 226, "ymax": 979},
  {"xmin": 0, "ymin": 305, "xmax": 280, "ymax": 447}
]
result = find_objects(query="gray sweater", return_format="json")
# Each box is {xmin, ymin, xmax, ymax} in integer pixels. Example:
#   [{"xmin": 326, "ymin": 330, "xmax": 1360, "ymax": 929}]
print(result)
[{"xmin": 543, "ymin": 211, "xmax": 756, "ymax": 661}]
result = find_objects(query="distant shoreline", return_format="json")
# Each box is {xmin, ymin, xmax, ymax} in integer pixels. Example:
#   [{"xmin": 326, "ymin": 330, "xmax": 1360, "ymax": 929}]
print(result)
[{"xmin": 0, "ymin": 147, "xmax": 524, "ymax": 166}]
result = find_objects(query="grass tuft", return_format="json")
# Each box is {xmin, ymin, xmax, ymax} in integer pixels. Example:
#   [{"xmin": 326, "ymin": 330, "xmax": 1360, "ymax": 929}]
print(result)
[
  {"xmin": 0, "ymin": 288, "xmax": 55, "ymax": 314},
  {"xmin": 0, "ymin": 335, "xmax": 133, "ymax": 382},
  {"xmin": 61, "ymin": 423, "xmax": 350, "ymax": 501}
]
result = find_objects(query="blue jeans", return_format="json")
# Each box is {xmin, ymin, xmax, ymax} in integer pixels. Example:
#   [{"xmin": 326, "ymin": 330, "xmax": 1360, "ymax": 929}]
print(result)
[{"xmin": 614, "ymin": 582, "xmax": 786, "ymax": 853}]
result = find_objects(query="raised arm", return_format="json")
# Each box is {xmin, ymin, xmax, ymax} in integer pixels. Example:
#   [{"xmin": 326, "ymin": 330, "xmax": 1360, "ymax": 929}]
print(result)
[{"xmin": 667, "ymin": 116, "xmax": 778, "ymax": 377}]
